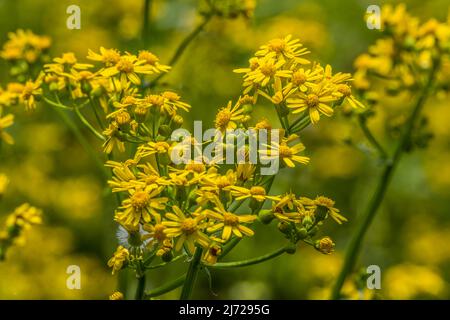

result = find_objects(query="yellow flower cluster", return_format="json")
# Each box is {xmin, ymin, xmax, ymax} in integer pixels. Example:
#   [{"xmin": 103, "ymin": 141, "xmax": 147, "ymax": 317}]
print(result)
[
  {"xmin": 0, "ymin": 29, "xmax": 348, "ymax": 277},
  {"xmin": 0, "ymin": 203, "xmax": 42, "ymax": 260},
  {"xmin": 234, "ymin": 34, "xmax": 365, "ymax": 124},
  {"xmin": 354, "ymin": 4, "xmax": 450, "ymax": 96}
]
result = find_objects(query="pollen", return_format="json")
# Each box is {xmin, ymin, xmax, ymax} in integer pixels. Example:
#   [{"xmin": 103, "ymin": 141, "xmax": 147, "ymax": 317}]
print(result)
[
  {"xmin": 180, "ymin": 218, "xmax": 197, "ymax": 234},
  {"xmin": 292, "ymin": 71, "xmax": 307, "ymax": 85},
  {"xmin": 215, "ymin": 109, "xmax": 232, "ymax": 128},
  {"xmin": 116, "ymin": 58, "xmax": 134, "ymax": 73},
  {"xmin": 223, "ymin": 212, "xmax": 239, "ymax": 226},
  {"xmin": 260, "ymin": 63, "xmax": 276, "ymax": 76},
  {"xmin": 250, "ymin": 186, "xmax": 266, "ymax": 196},
  {"xmin": 306, "ymin": 94, "xmax": 319, "ymax": 108},
  {"xmin": 131, "ymin": 191, "xmax": 150, "ymax": 209}
]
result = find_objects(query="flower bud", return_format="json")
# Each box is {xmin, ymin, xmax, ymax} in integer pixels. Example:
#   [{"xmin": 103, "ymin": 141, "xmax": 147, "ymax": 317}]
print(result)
[
  {"xmin": 315, "ymin": 237, "xmax": 335, "ymax": 254},
  {"xmin": 296, "ymin": 227, "xmax": 309, "ymax": 240},
  {"xmin": 277, "ymin": 221, "xmax": 291, "ymax": 234},
  {"xmin": 258, "ymin": 209, "xmax": 275, "ymax": 224},
  {"xmin": 134, "ymin": 106, "xmax": 149, "ymax": 123},
  {"xmin": 161, "ymin": 250, "xmax": 173, "ymax": 262}
]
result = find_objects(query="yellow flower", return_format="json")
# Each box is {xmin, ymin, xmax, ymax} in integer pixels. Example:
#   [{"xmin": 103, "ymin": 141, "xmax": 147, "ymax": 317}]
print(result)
[
  {"xmin": 109, "ymin": 291, "xmax": 124, "ymax": 300},
  {"xmin": 20, "ymin": 80, "xmax": 42, "ymax": 110},
  {"xmin": 334, "ymin": 84, "xmax": 365, "ymax": 109},
  {"xmin": 284, "ymin": 67, "xmax": 323, "ymax": 95},
  {"xmin": 214, "ymin": 100, "xmax": 245, "ymax": 131},
  {"xmin": 203, "ymin": 242, "xmax": 223, "ymax": 265},
  {"xmin": 226, "ymin": 185, "xmax": 279, "ymax": 202},
  {"xmin": 0, "ymin": 113, "xmax": 14, "ymax": 144},
  {"xmin": 135, "ymin": 141, "xmax": 171, "ymax": 160},
  {"xmin": 102, "ymin": 122, "xmax": 125, "ymax": 154},
  {"xmin": 138, "ymin": 50, "xmax": 171, "ymax": 73},
  {"xmin": 255, "ymin": 35, "xmax": 310, "ymax": 64},
  {"xmin": 45, "ymin": 52, "xmax": 93, "ymax": 74},
  {"xmin": 5, "ymin": 203, "xmax": 42, "ymax": 230},
  {"xmin": 287, "ymin": 83, "xmax": 336, "ymax": 124},
  {"xmin": 87, "ymin": 47, "xmax": 121, "ymax": 66},
  {"xmin": 315, "ymin": 236, "xmax": 335, "ymax": 254},
  {"xmin": 260, "ymin": 134, "xmax": 310, "ymax": 168},
  {"xmin": 115, "ymin": 186, "xmax": 168, "ymax": 230},
  {"xmin": 160, "ymin": 91, "xmax": 191, "ymax": 115},
  {"xmin": 301, "ymin": 196, "xmax": 347, "ymax": 224},
  {"xmin": 205, "ymin": 201, "xmax": 256, "ymax": 241},
  {"xmin": 243, "ymin": 53, "xmax": 292, "ymax": 87},
  {"xmin": 101, "ymin": 54, "xmax": 155, "ymax": 85},
  {"xmin": 162, "ymin": 206, "xmax": 210, "ymax": 254},
  {"xmin": 142, "ymin": 214, "xmax": 168, "ymax": 247},
  {"xmin": 107, "ymin": 246, "xmax": 129, "ymax": 275},
  {"xmin": 0, "ymin": 29, "xmax": 51, "ymax": 62}
]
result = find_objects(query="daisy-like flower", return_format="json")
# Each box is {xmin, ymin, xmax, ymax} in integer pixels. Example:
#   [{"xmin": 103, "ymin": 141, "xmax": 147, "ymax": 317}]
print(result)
[
  {"xmin": 214, "ymin": 100, "xmax": 245, "ymax": 132},
  {"xmin": 135, "ymin": 141, "xmax": 171, "ymax": 160},
  {"xmin": 259, "ymin": 134, "xmax": 310, "ymax": 168},
  {"xmin": 136, "ymin": 163, "xmax": 171, "ymax": 188},
  {"xmin": 203, "ymin": 242, "xmax": 223, "ymax": 265},
  {"xmin": 301, "ymin": 196, "xmax": 347, "ymax": 224},
  {"xmin": 255, "ymin": 35, "xmax": 310, "ymax": 64},
  {"xmin": 226, "ymin": 185, "xmax": 280, "ymax": 202},
  {"xmin": 244, "ymin": 53, "xmax": 292, "ymax": 87},
  {"xmin": 137, "ymin": 50, "xmax": 171, "ymax": 74},
  {"xmin": 20, "ymin": 79, "xmax": 42, "ymax": 111},
  {"xmin": 334, "ymin": 84, "xmax": 365, "ymax": 109},
  {"xmin": 284, "ymin": 67, "xmax": 323, "ymax": 96},
  {"xmin": 44, "ymin": 52, "xmax": 93, "ymax": 74},
  {"xmin": 0, "ymin": 113, "xmax": 14, "ymax": 144},
  {"xmin": 107, "ymin": 246, "xmax": 129, "ymax": 275},
  {"xmin": 102, "ymin": 121, "xmax": 125, "ymax": 154},
  {"xmin": 205, "ymin": 201, "xmax": 256, "ymax": 241},
  {"xmin": 87, "ymin": 47, "xmax": 121, "ymax": 66},
  {"xmin": 115, "ymin": 186, "xmax": 168, "ymax": 230},
  {"xmin": 160, "ymin": 91, "xmax": 191, "ymax": 115},
  {"xmin": 286, "ymin": 82, "xmax": 337, "ymax": 124},
  {"xmin": 106, "ymin": 160, "xmax": 141, "ymax": 192},
  {"xmin": 142, "ymin": 214, "xmax": 168, "ymax": 248},
  {"xmin": 162, "ymin": 206, "xmax": 210, "ymax": 254},
  {"xmin": 101, "ymin": 54, "xmax": 155, "ymax": 85},
  {"xmin": 322, "ymin": 64, "xmax": 353, "ymax": 85}
]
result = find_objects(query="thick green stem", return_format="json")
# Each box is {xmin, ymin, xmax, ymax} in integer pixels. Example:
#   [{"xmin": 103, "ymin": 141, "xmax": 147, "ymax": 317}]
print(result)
[
  {"xmin": 142, "ymin": 0, "xmax": 152, "ymax": 44},
  {"xmin": 144, "ymin": 274, "xmax": 186, "ymax": 299},
  {"xmin": 135, "ymin": 274, "xmax": 146, "ymax": 300},
  {"xmin": 180, "ymin": 247, "xmax": 203, "ymax": 300},
  {"xmin": 330, "ymin": 59, "xmax": 440, "ymax": 300},
  {"xmin": 207, "ymin": 245, "xmax": 290, "ymax": 269}
]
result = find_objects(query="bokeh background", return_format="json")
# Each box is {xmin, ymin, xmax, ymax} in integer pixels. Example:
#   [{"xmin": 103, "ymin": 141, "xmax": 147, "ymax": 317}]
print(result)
[{"xmin": 0, "ymin": 0, "xmax": 449, "ymax": 299}]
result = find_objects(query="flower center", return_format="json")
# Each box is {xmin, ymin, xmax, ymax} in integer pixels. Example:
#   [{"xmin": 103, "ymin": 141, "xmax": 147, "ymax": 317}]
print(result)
[
  {"xmin": 306, "ymin": 94, "xmax": 319, "ymax": 108},
  {"xmin": 115, "ymin": 111, "xmax": 131, "ymax": 125},
  {"xmin": 223, "ymin": 212, "xmax": 239, "ymax": 226},
  {"xmin": 215, "ymin": 109, "xmax": 232, "ymax": 128},
  {"xmin": 186, "ymin": 162, "xmax": 206, "ymax": 173},
  {"xmin": 154, "ymin": 142, "xmax": 170, "ymax": 153},
  {"xmin": 103, "ymin": 50, "xmax": 120, "ymax": 65},
  {"xmin": 116, "ymin": 58, "xmax": 134, "ymax": 73},
  {"xmin": 260, "ymin": 63, "xmax": 276, "ymax": 77},
  {"xmin": 268, "ymin": 38, "xmax": 286, "ymax": 53},
  {"xmin": 181, "ymin": 218, "xmax": 197, "ymax": 234},
  {"xmin": 279, "ymin": 145, "xmax": 293, "ymax": 158},
  {"xmin": 250, "ymin": 186, "xmax": 266, "ymax": 196},
  {"xmin": 131, "ymin": 191, "xmax": 150, "ymax": 209},
  {"xmin": 153, "ymin": 224, "xmax": 166, "ymax": 241},
  {"xmin": 162, "ymin": 91, "xmax": 180, "ymax": 101},
  {"xmin": 338, "ymin": 84, "xmax": 352, "ymax": 97},
  {"xmin": 216, "ymin": 176, "xmax": 231, "ymax": 189},
  {"xmin": 292, "ymin": 71, "xmax": 307, "ymax": 86},
  {"xmin": 138, "ymin": 51, "xmax": 159, "ymax": 65}
]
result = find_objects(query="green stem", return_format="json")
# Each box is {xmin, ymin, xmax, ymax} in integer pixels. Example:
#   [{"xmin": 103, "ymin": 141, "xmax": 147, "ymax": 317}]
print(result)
[
  {"xmin": 135, "ymin": 274, "xmax": 146, "ymax": 300},
  {"xmin": 357, "ymin": 114, "xmax": 387, "ymax": 159},
  {"xmin": 207, "ymin": 245, "xmax": 290, "ymax": 269},
  {"xmin": 142, "ymin": 0, "xmax": 152, "ymax": 44},
  {"xmin": 330, "ymin": 59, "xmax": 440, "ymax": 300},
  {"xmin": 74, "ymin": 107, "xmax": 105, "ymax": 141},
  {"xmin": 180, "ymin": 247, "xmax": 203, "ymax": 300},
  {"xmin": 148, "ymin": 15, "xmax": 212, "ymax": 88},
  {"xmin": 144, "ymin": 274, "xmax": 186, "ymax": 299}
]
